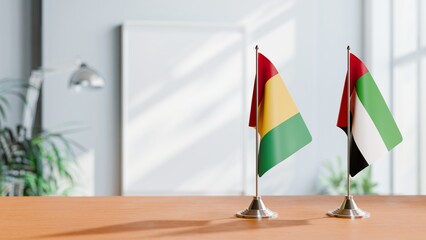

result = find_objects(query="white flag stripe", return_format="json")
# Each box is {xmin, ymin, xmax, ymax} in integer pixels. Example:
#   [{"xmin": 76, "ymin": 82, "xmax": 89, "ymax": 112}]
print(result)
[{"xmin": 352, "ymin": 92, "xmax": 389, "ymax": 165}]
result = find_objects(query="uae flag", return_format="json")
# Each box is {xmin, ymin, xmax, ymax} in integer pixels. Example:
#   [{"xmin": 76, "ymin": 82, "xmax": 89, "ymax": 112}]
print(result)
[
  {"xmin": 337, "ymin": 53, "xmax": 403, "ymax": 177},
  {"xmin": 249, "ymin": 53, "xmax": 311, "ymax": 177}
]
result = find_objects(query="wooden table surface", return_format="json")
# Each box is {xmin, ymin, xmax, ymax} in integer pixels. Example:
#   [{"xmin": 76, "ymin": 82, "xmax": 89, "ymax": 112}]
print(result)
[{"xmin": 1, "ymin": 195, "xmax": 425, "ymax": 240}]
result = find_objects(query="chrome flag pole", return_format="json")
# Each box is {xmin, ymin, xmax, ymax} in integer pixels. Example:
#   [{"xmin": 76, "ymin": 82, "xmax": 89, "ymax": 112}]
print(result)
[
  {"xmin": 327, "ymin": 46, "xmax": 369, "ymax": 219},
  {"xmin": 236, "ymin": 45, "xmax": 277, "ymax": 219}
]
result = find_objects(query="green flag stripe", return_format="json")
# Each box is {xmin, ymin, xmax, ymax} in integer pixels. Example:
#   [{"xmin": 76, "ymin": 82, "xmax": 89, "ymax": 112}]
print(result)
[
  {"xmin": 258, "ymin": 113, "xmax": 312, "ymax": 177},
  {"xmin": 355, "ymin": 72, "xmax": 403, "ymax": 150}
]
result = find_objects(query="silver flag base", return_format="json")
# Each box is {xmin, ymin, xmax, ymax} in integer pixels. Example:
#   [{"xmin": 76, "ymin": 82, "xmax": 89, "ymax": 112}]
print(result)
[
  {"xmin": 236, "ymin": 196, "xmax": 278, "ymax": 219},
  {"xmin": 327, "ymin": 195, "xmax": 370, "ymax": 219}
]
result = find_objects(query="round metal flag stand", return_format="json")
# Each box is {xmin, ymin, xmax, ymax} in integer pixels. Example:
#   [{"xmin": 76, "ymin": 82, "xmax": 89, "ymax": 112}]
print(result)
[
  {"xmin": 327, "ymin": 195, "xmax": 370, "ymax": 218},
  {"xmin": 236, "ymin": 196, "xmax": 277, "ymax": 219}
]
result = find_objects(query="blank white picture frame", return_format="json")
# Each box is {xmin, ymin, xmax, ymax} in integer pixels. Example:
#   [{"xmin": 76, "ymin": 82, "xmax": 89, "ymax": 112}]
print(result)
[{"xmin": 121, "ymin": 21, "xmax": 248, "ymax": 195}]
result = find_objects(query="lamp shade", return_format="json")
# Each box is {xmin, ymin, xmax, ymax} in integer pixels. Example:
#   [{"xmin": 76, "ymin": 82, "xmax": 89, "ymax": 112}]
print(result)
[{"xmin": 69, "ymin": 63, "xmax": 104, "ymax": 90}]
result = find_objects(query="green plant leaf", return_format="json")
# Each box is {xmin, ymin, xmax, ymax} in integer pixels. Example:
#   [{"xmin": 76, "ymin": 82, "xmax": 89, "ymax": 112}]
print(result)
[{"xmin": 0, "ymin": 122, "xmax": 81, "ymax": 196}]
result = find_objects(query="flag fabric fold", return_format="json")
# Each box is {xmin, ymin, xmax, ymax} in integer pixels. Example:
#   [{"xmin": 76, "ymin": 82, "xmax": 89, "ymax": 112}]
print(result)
[
  {"xmin": 249, "ymin": 53, "xmax": 312, "ymax": 177},
  {"xmin": 337, "ymin": 53, "xmax": 403, "ymax": 177}
]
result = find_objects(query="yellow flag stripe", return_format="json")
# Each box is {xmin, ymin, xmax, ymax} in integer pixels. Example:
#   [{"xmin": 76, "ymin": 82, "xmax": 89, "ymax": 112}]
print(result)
[{"xmin": 258, "ymin": 74, "xmax": 299, "ymax": 138}]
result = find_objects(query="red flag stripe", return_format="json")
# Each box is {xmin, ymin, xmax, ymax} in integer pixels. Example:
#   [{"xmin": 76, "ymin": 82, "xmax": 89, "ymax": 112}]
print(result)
[
  {"xmin": 249, "ymin": 53, "xmax": 279, "ymax": 127},
  {"xmin": 336, "ymin": 53, "xmax": 369, "ymax": 128}
]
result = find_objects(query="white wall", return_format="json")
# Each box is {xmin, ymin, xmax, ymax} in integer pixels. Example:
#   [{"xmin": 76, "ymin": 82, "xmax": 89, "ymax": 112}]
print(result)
[
  {"xmin": 43, "ymin": 0, "xmax": 363, "ymax": 195},
  {"xmin": 0, "ymin": 0, "xmax": 32, "ymax": 127}
]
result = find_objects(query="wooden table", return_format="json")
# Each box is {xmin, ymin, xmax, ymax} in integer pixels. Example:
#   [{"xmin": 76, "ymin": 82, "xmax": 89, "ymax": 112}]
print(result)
[{"xmin": 1, "ymin": 196, "xmax": 425, "ymax": 239}]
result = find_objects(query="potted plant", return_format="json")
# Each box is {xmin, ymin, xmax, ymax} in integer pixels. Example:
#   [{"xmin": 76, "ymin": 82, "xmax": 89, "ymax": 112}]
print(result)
[{"xmin": 0, "ymin": 79, "xmax": 80, "ymax": 196}]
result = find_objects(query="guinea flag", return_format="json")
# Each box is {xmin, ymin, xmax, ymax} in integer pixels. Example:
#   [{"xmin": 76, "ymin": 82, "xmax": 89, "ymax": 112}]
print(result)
[
  {"xmin": 249, "ymin": 53, "xmax": 312, "ymax": 177},
  {"xmin": 337, "ymin": 53, "xmax": 403, "ymax": 177}
]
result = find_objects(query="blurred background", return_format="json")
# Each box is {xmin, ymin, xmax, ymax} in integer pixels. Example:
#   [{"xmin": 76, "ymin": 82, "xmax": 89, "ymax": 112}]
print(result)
[{"xmin": 0, "ymin": 0, "xmax": 424, "ymax": 196}]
